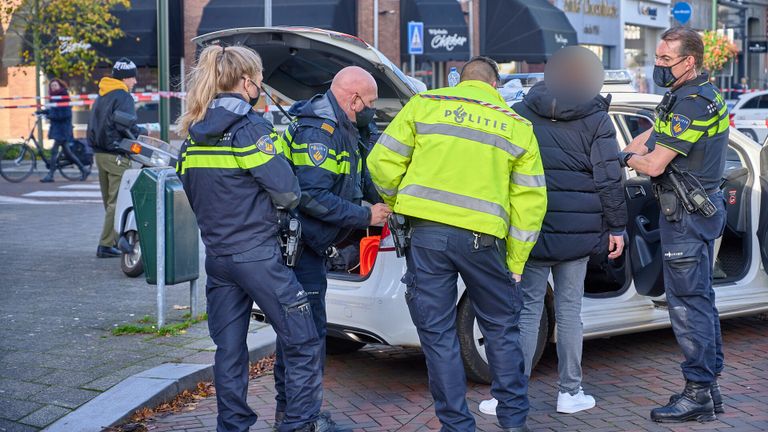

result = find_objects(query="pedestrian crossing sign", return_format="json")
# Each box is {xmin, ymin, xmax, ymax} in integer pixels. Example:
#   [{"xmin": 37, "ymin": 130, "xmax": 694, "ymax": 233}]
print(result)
[{"xmin": 408, "ymin": 21, "xmax": 424, "ymax": 55}]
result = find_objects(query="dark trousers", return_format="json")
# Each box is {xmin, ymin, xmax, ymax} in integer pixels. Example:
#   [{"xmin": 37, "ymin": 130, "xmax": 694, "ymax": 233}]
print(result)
[
  {"xmin": 403, "ymin": 222, "xmax": 529, "ymax": 431},
  {"xmin": 659, "ymin": 192, "xmax": 726, "ymax": 384},
  {"xmin": 205, "ymin": 239, "xmax": 323, "ymax": 432},
  {"xmin": 46, "ymin": 139, "xmax": 86, "ymax": 177},
  {"xmin": 274, "ymin": 247, "xmax": 328, "ymax": 414}
]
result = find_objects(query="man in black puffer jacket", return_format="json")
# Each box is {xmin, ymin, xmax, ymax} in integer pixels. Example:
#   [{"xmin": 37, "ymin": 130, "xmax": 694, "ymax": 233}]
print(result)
[
  {"xmin": 88, "ymin": 57, "xmax": 146, "ymax": 258},
  {"xmin": 479, "ymin": 47, "xmax": 627, "ymax": 418}
]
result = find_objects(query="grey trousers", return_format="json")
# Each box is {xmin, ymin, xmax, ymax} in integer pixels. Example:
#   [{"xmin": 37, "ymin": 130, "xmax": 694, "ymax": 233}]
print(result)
[{"xmin": 518, "ymin": 257, "xmax": 589, "ymax": 395}]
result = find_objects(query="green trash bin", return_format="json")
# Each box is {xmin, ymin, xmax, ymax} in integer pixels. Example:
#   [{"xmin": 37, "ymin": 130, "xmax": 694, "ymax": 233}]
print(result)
[{"xmin": 131, "ymin": 167, "xmax": 199, "ymax": 285}]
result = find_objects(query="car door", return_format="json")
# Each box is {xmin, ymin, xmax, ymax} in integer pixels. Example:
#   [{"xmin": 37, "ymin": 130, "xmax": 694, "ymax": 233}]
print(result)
[
  {"xmin": 758, "ymin": 144, "xmax": 768, "ymax": 271},
  {"xmin": 611, "ymin": 108, "xmax": 665, "ymax": 297}
]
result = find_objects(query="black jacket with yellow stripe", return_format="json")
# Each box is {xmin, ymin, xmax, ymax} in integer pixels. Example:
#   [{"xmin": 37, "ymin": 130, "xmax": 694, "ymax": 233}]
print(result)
[
  {"xmin": 279, "ymin": 90, "xmax": 381, "ymax": 255},
  {"xmin": 176, "ymin": 93, "xmax": 300, "ymax": 257}
]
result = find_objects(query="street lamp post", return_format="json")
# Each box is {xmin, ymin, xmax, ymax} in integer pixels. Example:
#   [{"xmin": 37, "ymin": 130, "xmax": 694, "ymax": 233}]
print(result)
[{"xmin": 157, "ymin": 0, "xmax": 169, "ymax": 143}]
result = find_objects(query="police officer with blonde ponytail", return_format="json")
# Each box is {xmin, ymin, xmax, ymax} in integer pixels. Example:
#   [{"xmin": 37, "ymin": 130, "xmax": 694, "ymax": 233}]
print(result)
[{"xmin": 176, "ymin": 45, "xmax": 342, "ymax": 432}]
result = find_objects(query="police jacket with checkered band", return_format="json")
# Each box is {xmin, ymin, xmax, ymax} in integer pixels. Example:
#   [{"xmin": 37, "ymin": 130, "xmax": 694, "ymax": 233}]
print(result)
[
  {"xmin": 648, "ymin": 73, "xmax": 730, "ymax": 191},
  {"xmin": 176, "ymin": 93, "xmax": 300, "ymax": 257},
  {"xmin": 278, "ymin": 90, "xmax": 381, "ymax": 255}
]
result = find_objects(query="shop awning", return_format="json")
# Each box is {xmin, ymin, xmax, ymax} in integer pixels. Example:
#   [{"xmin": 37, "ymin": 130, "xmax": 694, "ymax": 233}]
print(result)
[
  {"xmin": 400, "ymin": 0, "xmax": 470, "ymax": 62},
  {"xmin": 197, "ymin": 0, "xmax": 357, "ymax": 37},
  {"xmin": 95, "ymin": 0, "xmax": 183, "ymax": 68},
  {"xmin": 480, "ymin": 0, "xmax": 577, "ymax": 63}
]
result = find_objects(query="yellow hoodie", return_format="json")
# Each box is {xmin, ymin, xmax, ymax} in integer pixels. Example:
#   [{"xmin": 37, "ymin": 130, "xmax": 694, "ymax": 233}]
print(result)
[{"xmin": 98, "ymin": 76, "xmax": 129, "ymax": 96}]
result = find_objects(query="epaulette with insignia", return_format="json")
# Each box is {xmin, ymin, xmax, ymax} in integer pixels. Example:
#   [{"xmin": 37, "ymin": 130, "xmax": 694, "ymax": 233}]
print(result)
[{"xmin": 320, "ymin": 121, "xmax": 335, "ymax": 136}]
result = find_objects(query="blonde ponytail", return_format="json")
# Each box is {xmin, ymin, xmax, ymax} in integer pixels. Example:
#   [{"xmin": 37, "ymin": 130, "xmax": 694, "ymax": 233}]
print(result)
[{"xmin": 176, "ymin": 45, "xmax": 264, "ymax": 137}]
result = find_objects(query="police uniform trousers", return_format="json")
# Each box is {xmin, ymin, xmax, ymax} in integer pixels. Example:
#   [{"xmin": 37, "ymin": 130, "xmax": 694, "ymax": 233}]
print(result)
[
  {"xmin": 205, "ymin": 238, "xmax": 323, "ymax": 432},
  {"xmin": 403, "ymin": 221, "xmax": 529, "ymax": 431},
  {"xmin": 274, "ymin": 247, "xmax": 328, "ymax": 415},
  {"xmin": 659, "ymin": 192, "xmax": 726, "ymax": 384}
]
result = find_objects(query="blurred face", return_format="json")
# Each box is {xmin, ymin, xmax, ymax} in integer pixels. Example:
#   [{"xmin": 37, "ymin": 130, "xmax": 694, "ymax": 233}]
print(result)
[
  {"xmin": 49, "ymin": 81, "xmax": 61, "ymax": 92},
  {"xmin": 123, "ymin": 77, "xmax": 137, "ymax": 91}
]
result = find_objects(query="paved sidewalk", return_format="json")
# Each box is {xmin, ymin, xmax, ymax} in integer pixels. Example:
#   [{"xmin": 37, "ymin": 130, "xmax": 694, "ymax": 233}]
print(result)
[
  {"xmin": 144, "ymin": 315, "xmax": 768, "ymax": 431},
  {"xmin": 0, "ymin": 199, "xmax": 266, "ymax": 432}
]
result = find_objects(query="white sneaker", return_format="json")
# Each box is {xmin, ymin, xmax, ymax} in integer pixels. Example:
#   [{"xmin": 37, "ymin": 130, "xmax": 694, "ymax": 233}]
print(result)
[
  {"xmin": 556, "ymin": 388, "xmax": 596, "ymax": 414},
  {"xmin": 478, "ymin": 397, "xmax": 498, "ymax": 415}
]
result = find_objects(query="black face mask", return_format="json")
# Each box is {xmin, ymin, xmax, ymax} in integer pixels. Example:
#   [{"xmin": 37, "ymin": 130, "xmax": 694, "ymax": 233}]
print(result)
[
  {"xmin": 355, "ymin": 106, "xmax": 375, "ymax": 126},
  {"xmin": 244, "ymin": 77, "xmax": 261, "ymax": 106},
  {"xmin": 653, "ymin": 57, "xmax": 687, "ymax": 88}
]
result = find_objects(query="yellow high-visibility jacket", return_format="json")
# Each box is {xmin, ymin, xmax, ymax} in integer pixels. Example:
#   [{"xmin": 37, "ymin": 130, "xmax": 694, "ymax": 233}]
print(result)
[{"xmin": 367, "ymin": 80, "xmax": 547, "ymax": 274}]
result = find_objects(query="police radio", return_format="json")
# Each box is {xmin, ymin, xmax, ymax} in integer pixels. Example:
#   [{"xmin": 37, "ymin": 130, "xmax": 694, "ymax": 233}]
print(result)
[
  {"xmin": 277, "ymin": 209, "xmax": 303, "ymax": 267},
  {"xmin": 655, "ymin": 92, "xmax": 677, "ymax": 118},
  {"xmin": 667, "ymin": 164, "xmax": 717, "ymax": 218}
]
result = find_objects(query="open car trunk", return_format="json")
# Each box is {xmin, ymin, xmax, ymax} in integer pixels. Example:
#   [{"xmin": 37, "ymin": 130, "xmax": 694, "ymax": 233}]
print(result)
[{"xmin": 195, "ymin": 27, "xmax": 417, "ymax": 279}]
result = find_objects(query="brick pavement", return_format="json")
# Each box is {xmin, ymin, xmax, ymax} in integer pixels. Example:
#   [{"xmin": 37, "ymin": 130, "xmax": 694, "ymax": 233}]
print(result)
[{"xmin": 144, "ymin": 315, "xmax": 768, "ymax": 431}]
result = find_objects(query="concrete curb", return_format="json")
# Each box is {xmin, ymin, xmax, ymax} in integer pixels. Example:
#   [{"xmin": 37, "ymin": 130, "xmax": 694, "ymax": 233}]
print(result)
[{"xmin": 43, "ymin": 327, "xmax": 277, "ymax": 432}]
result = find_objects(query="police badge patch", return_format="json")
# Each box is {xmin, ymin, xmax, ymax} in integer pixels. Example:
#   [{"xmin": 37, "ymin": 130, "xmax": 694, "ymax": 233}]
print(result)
[
  {"xmin": 670, "ymin": 114, "xmax": 691, "ymax": 138},
  {"xmin": 256, "ymin": 135, "xmax": 276, "ymax": 155},
  {"xmin": 309, "ymin": 143, "xmax": 329, "ymax": 166}
]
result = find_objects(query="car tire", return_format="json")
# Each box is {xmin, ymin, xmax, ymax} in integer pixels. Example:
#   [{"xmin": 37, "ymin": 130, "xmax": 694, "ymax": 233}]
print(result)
[
  {"xmin": 120, "ymin": 231, "xmax": 144, "ymax": 277},
  {"xmin": 738, "ymin": 128, "xmax": 759, "ymax": 142},
  {"xmin": 457, "ymin": 295, "xmax": 550, "ymax": 384},
  {"xmin": 326, "ymin": 336, "xmax": 366, "ymax": 355}
]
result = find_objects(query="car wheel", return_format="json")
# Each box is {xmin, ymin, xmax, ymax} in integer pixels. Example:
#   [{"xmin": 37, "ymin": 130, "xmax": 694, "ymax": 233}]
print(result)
[
  {"xmin": 120, "ymin": 231, "xmax": 144, "ymax": 277},
  {"xmin": 457, "ymin": 295, "xmax": 550, "ymax": 384},
  {"xmin": 738, "ymin": 128, "xmax": 758, "ymax": 142},
  {"xmin": 326, "ymin": 336, "xmax": 366, "ymax": 355}
]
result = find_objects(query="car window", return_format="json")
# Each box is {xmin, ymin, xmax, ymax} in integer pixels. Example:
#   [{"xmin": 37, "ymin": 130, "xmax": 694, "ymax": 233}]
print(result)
[
  {"xmin": 760, "ymin": 95, "xmax": 768, "ymax": 109},
  {"xmin": 740, "ymin": 96, "xmax": 759, "ymax": 109},
  {"xmin": 613, "ymin": 113, "xmax": 654, "ymax": 143}
]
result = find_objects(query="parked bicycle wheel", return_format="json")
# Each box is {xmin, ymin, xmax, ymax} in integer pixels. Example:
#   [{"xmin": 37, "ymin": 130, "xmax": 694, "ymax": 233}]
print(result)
[{"xmin": 0, "ymin": 143, "xmax": 36, "ymax": 182}]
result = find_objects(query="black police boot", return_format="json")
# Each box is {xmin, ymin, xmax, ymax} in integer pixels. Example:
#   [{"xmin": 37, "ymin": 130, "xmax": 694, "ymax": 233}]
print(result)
[
  {"xmin": 295, "ymin": 412, "xmax": 348, "ymax": 432},
  {"xmin": 96, "ymin": 245, "xmax": 121, "ymax": 258},
  {"xmin": 503, "ymin": 425, "xmax": 531, "ymax": 432},
  {"xmin": 651, "ymin": 380, "xmax": 715, "ymax": 423},
  {"xmin": 667, "ymin": 376, "xmax": 724, "ymax": 414}
]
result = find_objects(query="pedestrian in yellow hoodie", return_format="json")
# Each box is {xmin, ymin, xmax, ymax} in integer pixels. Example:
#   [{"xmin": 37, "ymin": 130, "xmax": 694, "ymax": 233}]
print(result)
[{"xmin": 87, "ymin": 57, "xmax": 147, "ymax": 258}]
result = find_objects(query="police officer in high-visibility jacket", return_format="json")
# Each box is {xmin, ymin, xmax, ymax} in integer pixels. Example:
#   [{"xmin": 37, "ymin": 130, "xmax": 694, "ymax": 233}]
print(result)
[
  {"xmin": 621, "ymin": 27, "xmax": 729, "ymax": 424},
  {"xmin": 175, "ymin": 45, "xmax": 337, "ymax": 432},
  {"xmin": 368, "ymin": 56, "xmax": 547, "ymax": 432}
]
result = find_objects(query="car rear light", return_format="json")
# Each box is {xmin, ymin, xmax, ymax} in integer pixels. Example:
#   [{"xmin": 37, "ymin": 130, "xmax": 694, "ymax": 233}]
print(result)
[
  {"xmin": 380, "ymin": 222, "xmax": 391, "ymax": 239},
  {"xmin": 729, "ymin": 113, "xmax": 735, "ymax": 127},
  {"xmin": 378, "ymin": 221, "xmax": 396, "ymax": 252}
]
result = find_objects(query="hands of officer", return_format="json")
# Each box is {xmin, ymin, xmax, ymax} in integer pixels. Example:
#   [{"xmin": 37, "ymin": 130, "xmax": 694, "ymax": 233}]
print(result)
[
  {"xmin": 608, "ymin": 234, "xmax": 625, "ymax": 259},
  {"xmin": 369, "ymin": 203, "xmax": 392, "ymax": 225},
  {"xmin": 511, "ymin": 273, "xmax": 522, "ymax": 283}
]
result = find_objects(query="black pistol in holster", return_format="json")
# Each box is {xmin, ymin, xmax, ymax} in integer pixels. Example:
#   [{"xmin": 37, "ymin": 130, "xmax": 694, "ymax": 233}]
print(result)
[
  {"xmin": 387, "ymin": 213, "xmax": 410, "ymax": 258},
  {"xmin": 277, "ymin": 209, "xmax": 303, "ymax": 267}
]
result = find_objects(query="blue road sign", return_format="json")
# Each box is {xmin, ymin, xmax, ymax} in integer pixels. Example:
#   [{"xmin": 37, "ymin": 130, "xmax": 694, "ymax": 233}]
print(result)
[
  {"xmin": 672, "ymin": 2, "xmax": 692, "ymax": 24},
  {"xmin": 408, "ymin": 21, "xmax": 424, "ymax": 55}
]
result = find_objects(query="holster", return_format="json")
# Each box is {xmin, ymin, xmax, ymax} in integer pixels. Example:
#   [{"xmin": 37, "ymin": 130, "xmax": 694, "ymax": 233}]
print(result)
[
  {"xmin": 387, "ymin": 213, "xmax": 411, "ymax": 258},
  {"xmin": 654, "ymin": 183, "xmax": 683, "ymax": 222},
  {"xmin": 277, "ymin": 210, "xmax": 303, "ymax": 267}
]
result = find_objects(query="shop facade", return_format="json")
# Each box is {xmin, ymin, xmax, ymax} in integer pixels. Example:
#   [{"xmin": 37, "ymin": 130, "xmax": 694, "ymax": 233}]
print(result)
[
  {"xmin": 552, "ymin": 0, "xmax": 623, "ymax": 69},
  {"xmin": 622, "ymin": 0, "xmax": 671, "ymax": 93}
]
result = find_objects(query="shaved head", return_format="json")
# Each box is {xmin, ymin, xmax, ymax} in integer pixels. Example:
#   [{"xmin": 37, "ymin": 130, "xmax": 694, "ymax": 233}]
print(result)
[
  {"xmin": 331, "ymin": 66, "xmax": 378, "ymax": 124},
  {"xmin": 460, "ymin": 56, "xmax": 500, "ymax": 86}
]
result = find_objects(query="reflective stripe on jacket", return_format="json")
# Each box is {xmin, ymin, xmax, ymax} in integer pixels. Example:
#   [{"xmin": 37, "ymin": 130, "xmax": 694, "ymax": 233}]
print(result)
[{"xmin": 367, "ymin": 80, "xmax": 547, "ymax": 273}]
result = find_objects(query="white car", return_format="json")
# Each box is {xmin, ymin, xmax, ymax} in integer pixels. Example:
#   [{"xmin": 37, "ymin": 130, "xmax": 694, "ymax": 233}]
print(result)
[
  {"xmin": 196, "ymin": 27, "xmax": 768, "ymax": 384},
  {"xmin": 730, "ymin": 89, "xmax": 768, "ymax": 144}
]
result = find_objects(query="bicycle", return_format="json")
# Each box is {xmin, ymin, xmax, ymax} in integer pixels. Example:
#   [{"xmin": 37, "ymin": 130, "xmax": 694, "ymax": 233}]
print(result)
[{"xmin": 0, "ymin": 113, "xmax": 93, "ymax": 183}]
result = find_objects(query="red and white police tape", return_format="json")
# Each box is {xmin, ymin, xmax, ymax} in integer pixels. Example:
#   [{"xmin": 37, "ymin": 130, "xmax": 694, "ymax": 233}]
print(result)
[{"xmin": 0, "ymin": 91, "xmax": 186, "ymax": 109}]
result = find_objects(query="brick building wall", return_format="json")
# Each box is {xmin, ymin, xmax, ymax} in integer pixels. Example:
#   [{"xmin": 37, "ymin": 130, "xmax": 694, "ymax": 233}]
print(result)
[
  {"xmin": 0, "ymin": 66, "xmax": 39, "ymax": 143},
  {"xmin": 357, "ymin": 0, "xmax": 401, "ymax": 64}
]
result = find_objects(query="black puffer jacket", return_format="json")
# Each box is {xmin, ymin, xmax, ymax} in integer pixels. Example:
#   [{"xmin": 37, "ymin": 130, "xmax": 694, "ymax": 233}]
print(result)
[
  {"xmin": 87, "ymin": 77, "xmax": 144, "ymax": 154},
  {"xmin": 513, "ymin": 81, "xmax": 627, "ymax": 261}
]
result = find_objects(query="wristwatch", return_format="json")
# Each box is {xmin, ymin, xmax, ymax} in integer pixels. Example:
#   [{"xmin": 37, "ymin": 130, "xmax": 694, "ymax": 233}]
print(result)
[{"xmin": 619, "ymin": 151, "xmax": 636, "ymax": 168}]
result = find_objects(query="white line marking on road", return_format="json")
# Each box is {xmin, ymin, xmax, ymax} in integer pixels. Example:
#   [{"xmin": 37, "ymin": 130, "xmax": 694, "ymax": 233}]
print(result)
[
  {"xmin": 24, "ymin": 191, "xmax": 102, "ymax": 198},
  {"xmin": 0, "ymin": 195, "xmax": 49, "ymax": 204},
  {"xmin": 58, "ymin": 184, "xmax": 101, "ymax": 190}
]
